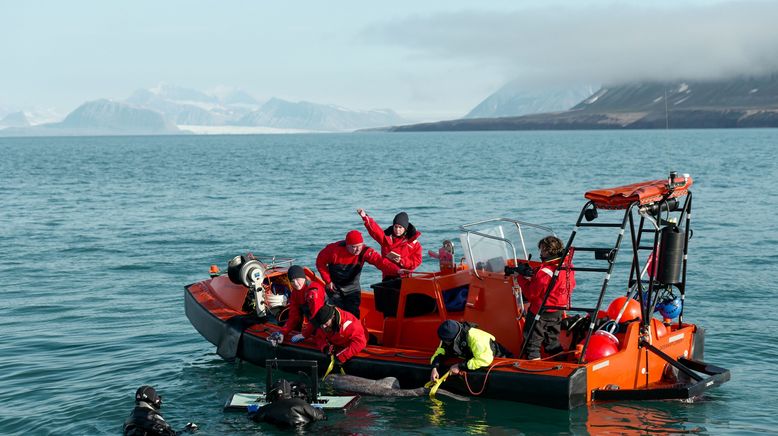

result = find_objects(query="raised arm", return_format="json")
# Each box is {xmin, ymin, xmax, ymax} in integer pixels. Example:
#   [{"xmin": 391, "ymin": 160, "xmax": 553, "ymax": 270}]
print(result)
[{"xmin": 359, "ymin": 210, "xmax": 388, "ymax": 247}]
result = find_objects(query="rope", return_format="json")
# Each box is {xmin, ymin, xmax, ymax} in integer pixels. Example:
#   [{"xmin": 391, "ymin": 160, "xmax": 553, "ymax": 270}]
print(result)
[
  {"xmin": 461, "ymin": 361, "xmax": 515, "ymax": 396},
  {"xmin": 322, "ymin": 354, "xmax": 345, "ymax": 381},
  {"xmin": 424, "ymin": 370, "xmax": 451, "ymax": 399},
  {"xmin": 462, "ymin": 354, "xmax": 569, "ymax": 395}
]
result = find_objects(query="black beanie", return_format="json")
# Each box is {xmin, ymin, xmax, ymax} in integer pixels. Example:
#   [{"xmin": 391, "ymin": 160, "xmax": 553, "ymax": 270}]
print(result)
[
  {"xmin": 393, "ymin": 212, "xmax": 410, "ymax": 229},
  {"xmin": 312, "ymin": 304, "xmax": 336, "ymax": 327},
  {"xmin": 287, "ymin": 265, "xmax": 306, "ymax": 281},
  {"xmin": 437, "ymin": 320, "xmax": 461, "ymax": 341}
]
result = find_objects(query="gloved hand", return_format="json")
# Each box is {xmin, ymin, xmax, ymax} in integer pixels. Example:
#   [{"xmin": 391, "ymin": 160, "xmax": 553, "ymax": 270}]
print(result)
[
  {"xmin": 516, "ymin": 262, "xmax": 534, "ymax": 277},
  {"xmin": 290, "ymin": 334, "xmax": 305, "ymax": 343},
  {"xmin": 268, "ymin": 331, "xmax": 283, "ymax": 346}
]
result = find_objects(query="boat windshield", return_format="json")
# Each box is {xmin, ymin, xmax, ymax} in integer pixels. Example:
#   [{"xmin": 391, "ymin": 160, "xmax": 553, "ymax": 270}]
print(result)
[{"xmin": 459, "ymin": 219, "xmax": 555, "ymax": 275}]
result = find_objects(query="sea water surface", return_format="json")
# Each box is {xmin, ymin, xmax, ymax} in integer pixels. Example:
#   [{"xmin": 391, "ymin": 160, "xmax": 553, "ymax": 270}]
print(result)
[{"xmin": 1, "ymin": 130, "xmax": 776, "ymax": 435}]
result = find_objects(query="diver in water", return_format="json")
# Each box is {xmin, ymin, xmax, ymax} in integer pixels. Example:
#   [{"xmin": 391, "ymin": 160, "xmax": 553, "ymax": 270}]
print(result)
[
  {"xmin": 248, "ymin": 379, "xmax": 326, "ymax": 427},
  {"xmin": 123, "ymin": 385, "xmax": 197, "ymax": 436}
]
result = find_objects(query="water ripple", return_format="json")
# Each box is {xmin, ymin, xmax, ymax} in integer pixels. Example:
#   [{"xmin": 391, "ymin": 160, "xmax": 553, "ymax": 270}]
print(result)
[{"xmin": 1, "ymin": 131, "xmax": 776, "ymax": 434}]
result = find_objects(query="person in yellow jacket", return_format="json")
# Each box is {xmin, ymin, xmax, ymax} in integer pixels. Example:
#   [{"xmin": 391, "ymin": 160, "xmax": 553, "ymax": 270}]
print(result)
[{"xmin": 429, "ymin": 320, "xmax": 510, "ymax": 381}]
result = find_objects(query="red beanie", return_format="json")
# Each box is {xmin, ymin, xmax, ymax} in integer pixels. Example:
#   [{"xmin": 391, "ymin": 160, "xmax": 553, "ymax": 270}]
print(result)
[{"xmin": 345, "ymin": 230, "xmax": 363, "ymax": 245}]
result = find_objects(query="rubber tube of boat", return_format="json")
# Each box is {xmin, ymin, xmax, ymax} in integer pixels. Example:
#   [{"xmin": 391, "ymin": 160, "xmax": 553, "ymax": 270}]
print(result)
[{"xmin": 656, "ymin": 226, "xmax": 684, "ymax": 285}]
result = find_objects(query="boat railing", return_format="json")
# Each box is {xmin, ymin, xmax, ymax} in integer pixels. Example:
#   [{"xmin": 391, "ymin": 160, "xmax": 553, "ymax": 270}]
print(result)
[
  {"xmin": 254, "ymin": 256, "xmax": 295, "ymax": 269},
  {"xmin": 459, "ymin": 218, "xmax": 555, "ymax": 280}
]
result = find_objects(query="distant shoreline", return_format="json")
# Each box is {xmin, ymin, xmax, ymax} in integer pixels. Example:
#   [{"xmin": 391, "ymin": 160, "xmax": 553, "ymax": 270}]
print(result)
[{"xmin": 377, "ymin": 108, "xmax": 778, "ymax": 132}]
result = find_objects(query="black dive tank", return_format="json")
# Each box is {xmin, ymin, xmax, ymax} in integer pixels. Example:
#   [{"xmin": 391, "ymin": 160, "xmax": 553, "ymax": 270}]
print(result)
[{"xmin": 656, "ymin": 226, "xmax": 684, "ymax": 285}]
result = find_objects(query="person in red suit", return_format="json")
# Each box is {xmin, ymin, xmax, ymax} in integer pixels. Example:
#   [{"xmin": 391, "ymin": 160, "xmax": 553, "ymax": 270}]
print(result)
[
  {"xmin": 311, "ymin": 304, "xmax": 367, "ymax": 365},
  {"xmin": 316, "ymin": 230, "xmax": 401, "ymax": 318},
  {"xmin": 357, "ymin": 209, "xmax": 422, "ymax": 279},
  {"xmin": 507, "ymin": 236, "xmax": 576, "ymax": 360},
  {"xmin": 268, "ymin": 265, "xmax": 325, "ymax": 346}
]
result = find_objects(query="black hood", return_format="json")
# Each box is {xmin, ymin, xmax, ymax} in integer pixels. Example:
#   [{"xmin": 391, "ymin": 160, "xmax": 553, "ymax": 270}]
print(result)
[{"xmin": 384, "ymin": 222, "xmax": 418, "ymax": 239}]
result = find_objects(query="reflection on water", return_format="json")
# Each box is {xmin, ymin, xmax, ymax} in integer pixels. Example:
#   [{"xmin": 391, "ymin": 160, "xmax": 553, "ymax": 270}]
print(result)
[{"xmin": 577, "ymin": 403, "xmax": 706, "ymax": 434}]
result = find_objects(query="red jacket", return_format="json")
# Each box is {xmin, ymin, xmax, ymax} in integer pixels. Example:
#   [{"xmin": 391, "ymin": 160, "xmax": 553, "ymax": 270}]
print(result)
[
  {"xmin": 316, "ymin": 241, "xmax": 399, "ymax": 294},
  {"xmin": 281, "ymin": 281, "xmax": 326, "ymax": 338},
  {"xmin": 362, "ymin": 214, "xmax": 423, "ymax": 276},
  {"xmin": 516, "ymin": 256, "xmax": 576, "ymax": 314},
  {"xmin": 313, "ymin": 307, "xmax": 367, "ymax": 363}
]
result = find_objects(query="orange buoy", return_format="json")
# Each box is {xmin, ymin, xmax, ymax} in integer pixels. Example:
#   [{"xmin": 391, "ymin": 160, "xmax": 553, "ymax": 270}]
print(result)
[
  {"xmin": 651, "ymin": 317, "xmax": 668, "ymax": 339},
  {"xmin": 594, "ymin": 329, "xmax": 619, "ymax": 347},
  {"xmin": 581, "ymin": 332, "xmax": 619, "ymax": 362},
  {"xmin": 606, "ymin": 296, "xmax": 642, "ymax": 322}
]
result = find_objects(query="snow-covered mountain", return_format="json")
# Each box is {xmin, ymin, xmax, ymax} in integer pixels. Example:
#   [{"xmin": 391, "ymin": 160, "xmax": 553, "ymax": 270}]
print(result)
[
  {"xmin": 387, "ymin": 74, "xmax": 778, "ymax": 131},
  {"xmin": 465, "ymin": 81, "xmax": 596, "ymax": 119},
  {"xmin": 126, "ymin": 85, "xmax": 407, "ymax": 132},
  {"xmin": 1, "ymin": 84, "xmax": 409, "ymax": 135},
  {"xmin": 0, "ymin": 100, "xmax": 180, "ymax": 136},
  {"xmin": 0, "ymin": 111, "xmax": 30, "ymax": 128},
  {"xmin": 60, "ymin": 99, "xmax": 178, "ymax": 131},
  {"xmin": 125, "ymin": 84, "xmax": 261, "ymax": 126},
  {"xmin": 571, "ymin": 75, "xmax": 778, "ymax": 112},
  {"xmin": 236, "ymin": 97, "xmax": 406, "ymax": 131}
]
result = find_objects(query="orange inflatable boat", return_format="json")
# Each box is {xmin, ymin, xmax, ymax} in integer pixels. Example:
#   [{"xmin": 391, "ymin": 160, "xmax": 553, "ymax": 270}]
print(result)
[{"xmin": 185, "ymin": 172, "xmax": 729, "ymax": 409}]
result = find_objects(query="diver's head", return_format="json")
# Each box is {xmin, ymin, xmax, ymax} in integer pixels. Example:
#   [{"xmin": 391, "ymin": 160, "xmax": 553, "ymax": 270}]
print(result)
[
  {"xmin": 266, "ymin": 379, "xmax": 293, "ymax": 403},
  {"xmin": 135, "ymin": 385, "xmax": 162, "ymax": 409}
]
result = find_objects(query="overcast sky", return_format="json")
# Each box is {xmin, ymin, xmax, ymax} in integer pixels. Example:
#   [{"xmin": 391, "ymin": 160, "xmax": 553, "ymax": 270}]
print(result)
[{"xmin": 2, "ymin": 0, "xmax": 776, "ymax": 120}]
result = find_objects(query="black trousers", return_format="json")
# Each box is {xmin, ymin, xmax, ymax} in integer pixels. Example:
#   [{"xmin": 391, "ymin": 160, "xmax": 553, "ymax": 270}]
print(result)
[
  {"xmin": 328, "ymin": 291, "xmax": 361, "ymax": 319},
  {"xmin": 524, "ymin": 311, "xmax": 563, "ymax": 359}
]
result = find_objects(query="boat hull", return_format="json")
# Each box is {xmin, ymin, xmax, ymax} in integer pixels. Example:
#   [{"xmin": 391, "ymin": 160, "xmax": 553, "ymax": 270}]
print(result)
[{"xmin": 185, "ymin": 283, "xmax": 588, "ymax": 409}]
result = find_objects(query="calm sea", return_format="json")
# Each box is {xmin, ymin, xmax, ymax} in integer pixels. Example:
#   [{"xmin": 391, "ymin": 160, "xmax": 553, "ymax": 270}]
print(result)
[{"xmin": 1, "ymin": 130, "xmax": 776, "ymax": 435}]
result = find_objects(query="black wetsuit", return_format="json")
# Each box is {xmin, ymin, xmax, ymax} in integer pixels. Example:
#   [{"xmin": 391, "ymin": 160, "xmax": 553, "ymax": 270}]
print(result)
[
  {"xmin": 123, "ymin": 402, "xmax": 177, "ymax": 436},
  {"xmin": 249, "ymin": 397, "xmax": 326, "ymax": 427}
]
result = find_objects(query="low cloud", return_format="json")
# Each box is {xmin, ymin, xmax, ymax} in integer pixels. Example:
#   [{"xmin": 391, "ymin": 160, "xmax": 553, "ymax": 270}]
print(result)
[{"xmin": 363, "ymin": 1, "xmax": 778, "ymax": 87}]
